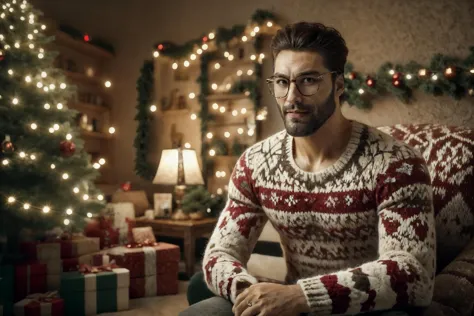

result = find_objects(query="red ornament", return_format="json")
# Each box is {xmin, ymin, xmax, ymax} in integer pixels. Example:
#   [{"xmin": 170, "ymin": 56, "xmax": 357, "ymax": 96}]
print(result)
[
  {"xmin": 83, "ymin": 34, "xmax": 90, "ymax": 42},
  {"xmin": 0, "ymin": 50, "xmax": 4, "ymax": 61},
  {"xmin": 121, "ymin": 181, "xmax": 131, "ymax": 192},
  {"xmin": 2, "ymin": 135, "xmax": 14, "ymax": 153},
  {"xmin": 348, "ymin": 72, "xmax": 356, "ymax": 80},
  {"xmin": 202, "ymin": 36, "xmax": 208, "ymax": 42},
  {"xmin": 59, "ymin": 140, "xmax": 76, "ymax": 157},
  {"xmin": 393, "ymin": 80, "xmax": 401, "ymax": 87},
  {"xmin": 366, "ymin": 76, "xmax": 375, "ymax": 87},
  {"xmin": 158, "ymin": 44, "xmax": 164, "ymax": 50},
  {"xmin": 444, "ymin": 67, "xmax": 456, "ymax": 78},
  {"xmin": 392, "ymin": 72, "xmax": 401, "ymax": 80}
]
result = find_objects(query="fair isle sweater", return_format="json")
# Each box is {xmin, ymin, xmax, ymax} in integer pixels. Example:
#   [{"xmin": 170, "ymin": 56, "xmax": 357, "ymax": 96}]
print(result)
[{"xmin": 203, "ymin": 121, "xmax": 436, "ymax": 315}]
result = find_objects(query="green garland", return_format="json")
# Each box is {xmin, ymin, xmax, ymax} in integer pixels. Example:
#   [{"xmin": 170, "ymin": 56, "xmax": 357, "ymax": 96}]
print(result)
[
  {"xmin": 344, "ymin": 47, "xmax": 474, "ymax": 108},
  {"xmin": 59, "ymin": 24, "xmax": 115, "ymax": 55},
  {"xmin": 134, "ymin": 60, "xmax": 156, "ymax": 180}
]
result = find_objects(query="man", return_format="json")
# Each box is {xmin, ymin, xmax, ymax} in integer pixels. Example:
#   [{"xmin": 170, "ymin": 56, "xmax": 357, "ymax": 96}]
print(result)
[{"xmin": 181, "ymin": 22, "xmax": 436, "ymax": 316}]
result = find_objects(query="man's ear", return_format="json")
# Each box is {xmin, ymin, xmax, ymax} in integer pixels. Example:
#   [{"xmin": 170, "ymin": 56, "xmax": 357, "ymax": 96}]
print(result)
[{"xmin": 334, "ymin": 74, "xmax": 344, "ymax": 98}]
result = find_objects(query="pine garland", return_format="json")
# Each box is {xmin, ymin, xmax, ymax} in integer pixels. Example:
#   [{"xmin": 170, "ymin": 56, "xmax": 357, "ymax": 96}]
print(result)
[
  {"xmin": 344, "ymin": 47, "xmax": 474, "ymax": 108},
  {"xmin": 59, "ymin": 24, "xmax": 115, "ymax": 55},
  {"xmin": 133, "ymin": 60, "xmax": 156, "ymax": 180}
]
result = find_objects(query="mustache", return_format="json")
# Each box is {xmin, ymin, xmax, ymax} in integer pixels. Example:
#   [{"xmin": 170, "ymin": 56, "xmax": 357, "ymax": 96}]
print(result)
[{"xmin": 282, "ymin": 103, "xmax": 313, "ymax": 113}]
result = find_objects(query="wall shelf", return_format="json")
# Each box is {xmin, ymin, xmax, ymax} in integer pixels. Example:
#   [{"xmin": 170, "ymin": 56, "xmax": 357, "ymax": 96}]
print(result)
[
  {"xmin": 54, "ymin": 30, "xmax": 114, "ymax": 60},
  {"xmin": 206, "ymin": 93, "xmax": 249, "ymax": 102},
  {"xmin": 64, "ymin": 71, "xmax": 103, "ymax": 86},
  {"xmin": 69, "ymin": 102, "xmax": 110, "ymax": 114}
]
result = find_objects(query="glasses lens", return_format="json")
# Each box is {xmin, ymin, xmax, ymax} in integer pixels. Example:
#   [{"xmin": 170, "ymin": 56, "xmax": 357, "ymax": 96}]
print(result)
[
  {"xmin": 296, "ymin": 77, "xmax": 320, "ymax": 96},
  {"xmin": 268, "ymin": 79, "xmax": 288, "ymax": 98}
]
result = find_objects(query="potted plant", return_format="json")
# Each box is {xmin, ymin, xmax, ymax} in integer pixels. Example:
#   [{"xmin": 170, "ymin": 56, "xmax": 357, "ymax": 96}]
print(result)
[{"xmin": 182, "ymin": 186, "xmax": 213, "ymax": 220}]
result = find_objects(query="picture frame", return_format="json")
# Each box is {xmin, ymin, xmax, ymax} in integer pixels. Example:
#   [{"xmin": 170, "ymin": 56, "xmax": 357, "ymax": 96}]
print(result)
[{"xmin": 154, "ymin": 193, "xmax": 173, "ymax": 218}]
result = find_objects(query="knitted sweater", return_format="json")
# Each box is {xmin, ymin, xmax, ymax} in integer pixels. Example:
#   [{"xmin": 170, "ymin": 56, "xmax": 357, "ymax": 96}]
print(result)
[{"xmin": 203, "ymin": 121, "xmax": 436, "ymax": 315}]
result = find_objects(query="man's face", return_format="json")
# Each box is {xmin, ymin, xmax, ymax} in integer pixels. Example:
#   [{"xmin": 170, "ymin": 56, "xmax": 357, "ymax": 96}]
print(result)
[{"xmin": 272, "ymin": 50, "xmax": 338, "ymax": 137}]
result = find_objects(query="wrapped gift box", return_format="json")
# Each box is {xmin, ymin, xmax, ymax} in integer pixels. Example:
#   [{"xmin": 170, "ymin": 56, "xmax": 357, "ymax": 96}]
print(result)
[
  {"xmin": 60, "ymin": 268, "xmax": 129, "ymax": 316},
  {"xmin": 14, "ymin": 292, "xmax": 63, "ymax": 316},
  {"xmin": 21, "ymin": 237, "xmax": 100, "ymax": 260},
  {"xmin": 93, "ymin": 242, "xmax": 179, "ymax": 298},
  {"xmin": 14, "ymin": 263, "xmax": 47, "ymax": 301},
  {"xmin": 1, "ymin": 266, "xmax": 14, "ymax": 316}
]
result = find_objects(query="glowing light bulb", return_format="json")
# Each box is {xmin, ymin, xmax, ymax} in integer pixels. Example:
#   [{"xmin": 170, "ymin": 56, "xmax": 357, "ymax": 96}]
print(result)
[
  {"xmin": 25, "ymin": 75, "xmax": 31, "ymax": 82},
  {"xmin": 237, "ymin": 70, "xmax": 243, "ymax": 76},
  {"xmin": 250, "ymin": 55, "xmax": 256, "ymax": 61},
  {"xmin": 232, "ymin": 110, "xmax": 238, "ymax": 116},
  {"xmin": 197, "ymin": 49, "xmax": 203, "ymax": 55},
  {"xmin": 57, "ymin": 103, "xmax": 63, "ymax": 110},
  {"xmin": 2, "ymin": 159, "xmax": 8, "ymax": 166},
  {"xmin": 62, "ymin": 173, "xmax": 69, "ymax": 180},
  {"xmin": 267, "ymin": 21, "xmax": 273, "ymax": 27},
  {"xmin": 228, "ymin": 55, "xmax": 234, "ymax": 61},
  {"xmin": 217, "ymin": 188, "xmax": 223, "ymax": 195},
  {"xmin": 190, "ymin": 54, "xmax": 196, "ymax": 60},
  {"xmin": 50, "ymin": 164, "xmax": 55, "ymax": 169},
  {"xmin": 43, "ymin": 86, "xmax": 49, "ymax": 92},
  {"xmin": 108, "ymin": 127, "xmax": 115, "ymax": 134},
  {"xmin": 38, "ymin": 53, "xmax": 44, "ymax": 59},
  {"xmin": 7, "ymin": 196, "xmax": 15, "ymax": 203},
  {"xmin": 211, "ymin": 83, "xmax": 218, "ymax": 90},
  {"xmin": 30, "ymin": 154, "xmax": 36, "ymax": 160},
  {"xmin": 209, "ymin": 149, "xmax": 216, "ymax": 156},
  {"xmin": 93, "ymin": 163, "xmax": 101, "ymax": 169},
  {"xmin": 36, "ymin": 82, "xmax": 43, "ymax": 88},
  {"xmin": 184, "ymin": 143, "xmax": 191, "ymax": 149},
  {"xmin": 208, "ymin": 32, "xmax": 215, "ymax": 39},
  {"xmin": 358, "ymin": 89, "xmax": 365, "ymax": 94},
  {"xmin": 73, "ymin": 187, "xmax": 79, "ymax": 193},
  {"xmin": 29, "ymin": 43, "xmax": 34, "ymax": 49},
  {"xmin": 53, "ymin": 124, "xmax": 59, "ymax": 130},
  {"xmin": 66, "ymin": 208, "xmax": 73, "ymax": 215},
  {"xmin": 66, "ymin": 134, "xmax": 72, "ymax": 140},
  {"xmin": 153, "ymin": 51, "xmax": 159, "ymax": 58},
  {"xmin": 247, "ymin": 69, "xmax": 253, "ymax": 76},
  {"xmin": 224, "ymin": 52, "xmax": 229, "ymax": 57},
  {"xmin": 190, "ymin": 113, "xmax": 197, "ymax": 120},
  {"xmin": 250, "ymin": 31, "xmax": 256, "ymax": 37},
  {"xmin": 83, "ymin": 194, "xmax": 89, "ymax": 201},
  {"xmin": 224, "ymin": 131, "xmax": 230, "ymax": 138},
  {"xmin": 42, "ymin": 206, "xmax": 50, "ymax": 213},
  {"xmin": 97, "ymin": 195, "xmax": 104, "ymax": 201},
  {"xmin": 237, "ymin": 128, "xmax": 244, "ymax": 135},
  {"xmin": 212, "ymin": 103, "xmax": 219, "ymax": 110},
  {"xmin": 8, "ymin": 69, "xmax": 13, "ymax": 75},
  {"xmin": 207, "ymin": 132, "xmax": 213, "ymax": 139},
  {"xmin": 87, "ymin": 212, "xmax": 92, "ymax": 218},
  {"xmin": 19, "ymin": 152, "xmax": 26, "ymax": 158},
  {"xmin": 202, "ymin": 44, "xmax": 208, "ymax": 50},
  {"xmin": 226, "ymin": 83, "xmax": 231, "ymax": 90},
  {"xmin": 41, "ymin": 71, "xmax": 47, "ymax": 78},
  {"xmin": 242, "ymin": 36, "xmax": 248, "ymax": 42},
  {"xmin": 184, "ymin": 60, "xmax": 190, "ymax": 67},
  {"xmin": 189, "ymin": 92, "xmax": 195, "ymax": 99},
  {"xmin": 99, "ymin": 158, "xmax": 106, "ymax": 165},
  {"xmin": 150, "ymin": 105, "xmax": 157, "ymax": 112},
  {"xmin": 254, "ymin": 26, "xmax": 260, "ymax": 32},
  {"xmin": 64, "ymin": 219, "xmax": 70, "ymax": 225},
  {"xmin": 432, "ymin": 74, "xmax": 438, "ymax": 81},
  {"xmin": 30, "ymin": 123, "xmax": 37, "ymax": 130},
  {"xmin": 406, "ymin": 74, "xmax": 412, "ymax": 80},
  {"xmin": 248, "ymin": 129, "xmax": 255, "ymax": 136},
  {"xmin": 12, "ymin": 97, "xmax": 18, "ymax": 105},
  {"xmin": 14, "ymin": 42, "xmax": 20, "ymax": 48},
  {"xmin": 219, "ymin": 106, "xmax": 226, "ymax": 113},
  {"xmin": 104, "ymin": 81, "xmax": 111, "ymax": 88},
  {"xmin": 172, "ymin": 62, "xmax": 178, "ymax": 69},
  {"xmin": 23, "ymin": 203, "xmax": 30, "ymax": 210},
  {"xmin": 41, "ymin": 25, "xmax": 46, "ymax": 30},
  {"xmin": 44, "ymin": 103, "xmax": 50, "ymax": 110},
  {"xmin": 241, "ymin": 108, "xmax": 247, "ymax": 114},
  {"xmin": 214, "ymin": 63, "xmax": 221, "ymax": 70},
  {"xmin": 49, "ymin": 128, "xmax": 54, "ymax": 133}
]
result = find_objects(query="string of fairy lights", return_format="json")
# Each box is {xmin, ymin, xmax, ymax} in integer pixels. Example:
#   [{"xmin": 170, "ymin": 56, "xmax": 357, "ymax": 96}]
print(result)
[
  {"xmin": 146, "ymin": 21, "xmax": 276, "ymax": 193},
  {"xmin": 0, "ymin": 0, "xmax": 115, "ymax": 226}
]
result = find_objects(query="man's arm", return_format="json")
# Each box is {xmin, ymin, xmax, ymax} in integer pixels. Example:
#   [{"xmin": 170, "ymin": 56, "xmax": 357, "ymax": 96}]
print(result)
[
  {"xmin": 202, "ymin": 151, "xmax": 268, "ymax": 303},
  {"xmin": 296, "ymin": 147, "xmax": 436, "ymax": 314}
]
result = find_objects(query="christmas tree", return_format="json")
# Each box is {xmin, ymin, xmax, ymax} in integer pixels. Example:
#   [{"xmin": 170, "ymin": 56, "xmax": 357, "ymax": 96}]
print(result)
[{"xmin": 0, "ymin": 0, "xmax": 104, "ymax": 258}]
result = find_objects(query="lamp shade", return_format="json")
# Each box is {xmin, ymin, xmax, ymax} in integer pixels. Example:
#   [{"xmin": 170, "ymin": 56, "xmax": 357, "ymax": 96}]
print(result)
[{"xmin": 152, "ymin": 148, "xmax": 204, "ymax": 185}]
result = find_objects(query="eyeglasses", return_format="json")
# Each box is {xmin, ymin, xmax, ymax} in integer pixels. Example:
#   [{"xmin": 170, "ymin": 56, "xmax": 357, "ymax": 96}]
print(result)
[{"xmin": 266, "ymin": 71, "xmax": 338, "ymax": 98}]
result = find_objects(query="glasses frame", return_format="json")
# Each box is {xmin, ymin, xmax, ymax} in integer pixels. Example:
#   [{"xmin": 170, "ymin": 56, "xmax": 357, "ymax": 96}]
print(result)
[{"xmin": 266, "ymin": 71, "xmax": 338, "ymax": 99}]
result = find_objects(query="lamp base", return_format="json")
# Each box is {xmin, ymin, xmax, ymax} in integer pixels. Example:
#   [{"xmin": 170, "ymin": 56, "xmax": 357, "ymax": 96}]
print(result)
[{"xmin": 172, "ymin": 208, "xmax": 190, "ymax": 220}]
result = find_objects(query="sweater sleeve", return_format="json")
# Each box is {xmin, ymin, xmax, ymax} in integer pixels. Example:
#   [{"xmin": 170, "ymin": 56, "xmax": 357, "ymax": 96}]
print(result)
[
  {"xmin": 202, "ymin": 151, "xmax": 268, "ymax": 303},
  {"xmin": 296, "ymin": 147, "xmax": 437, "ymax": 315}
]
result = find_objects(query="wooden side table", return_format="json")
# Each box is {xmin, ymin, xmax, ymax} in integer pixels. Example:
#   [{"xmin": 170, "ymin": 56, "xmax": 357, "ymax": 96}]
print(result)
[{"xmin": 134, "ymin": 217, "xmax": 218, "ymax": 278}]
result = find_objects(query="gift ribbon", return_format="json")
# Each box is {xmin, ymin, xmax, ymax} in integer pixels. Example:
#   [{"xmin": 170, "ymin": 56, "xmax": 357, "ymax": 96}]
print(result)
[
  {"xmin": 78, "ymin": 263, "xmax": 119, "ymax": 274},
  {"xmin": 26, "ymin": 291, "xmax": 59, "ymax": 303},
  {"xmin": 125, "ymin": 240, "xmax": 159, "ymax": 248}
]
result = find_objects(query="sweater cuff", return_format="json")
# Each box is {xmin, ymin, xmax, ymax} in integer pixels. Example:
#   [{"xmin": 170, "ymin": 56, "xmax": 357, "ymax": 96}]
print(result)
[
  {"xmin": 230, "ymin": 273, "xmax": 258, "ymax": 304},
  {"xmin": 297, "ymin": 277, "xmax": 332, "ymax": 315}
]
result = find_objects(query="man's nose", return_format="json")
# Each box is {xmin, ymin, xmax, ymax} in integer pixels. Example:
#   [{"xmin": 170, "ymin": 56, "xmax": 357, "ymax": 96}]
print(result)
[{"xmin": 285, "ymin": 82, "xmax": 302, "ymax": 104}]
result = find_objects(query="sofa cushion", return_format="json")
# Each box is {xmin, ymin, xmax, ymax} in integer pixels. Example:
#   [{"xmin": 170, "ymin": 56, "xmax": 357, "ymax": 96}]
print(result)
[{"xmin": 379, "ymin": 124, "xmax": 474, "ymax": 270}]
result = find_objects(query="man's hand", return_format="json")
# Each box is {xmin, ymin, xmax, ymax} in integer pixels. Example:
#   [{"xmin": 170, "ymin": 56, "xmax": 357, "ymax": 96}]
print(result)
[{"xmin": 232, "ymin": 282, "xmax": 310, "ymax": 316}]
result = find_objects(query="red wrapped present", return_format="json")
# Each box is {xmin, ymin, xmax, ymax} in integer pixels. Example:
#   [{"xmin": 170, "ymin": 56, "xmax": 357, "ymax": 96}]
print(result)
[
  {"xmin": 84, "ymin": 216, "xmax": 120, "ymax": 249},
  {"xmin": 14, "ymin": 291, "xmax": 64, "ymax": 316},
  {"xmin": 21, "ymin": 237, "xmax": 100, "ymax": 260},
  {"xmin": 15, "ymin": 263, "xmax": 47, "ymax": 301},
  {"xmin": 93, "ymin": 242, "xmax": 179, "ymax": 298}
]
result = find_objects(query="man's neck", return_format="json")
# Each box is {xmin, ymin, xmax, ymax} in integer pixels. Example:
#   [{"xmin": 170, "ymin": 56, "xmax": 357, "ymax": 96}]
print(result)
[{"xmin": 292, "ymin": 114, "xmax": 353, "ymax": 173}]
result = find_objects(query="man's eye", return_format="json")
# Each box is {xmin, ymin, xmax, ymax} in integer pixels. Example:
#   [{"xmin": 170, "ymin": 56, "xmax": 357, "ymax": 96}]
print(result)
[
  {"xmin": 276, "ymin": 79, "xmax": 288, "ymax": 86},
  {"xmin": 300, "ymin": 77, "xmax": 318, "ymax": 85}
]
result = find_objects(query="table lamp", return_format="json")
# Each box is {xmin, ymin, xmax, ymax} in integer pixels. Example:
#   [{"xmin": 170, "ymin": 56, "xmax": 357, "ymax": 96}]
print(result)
[{"xmin": 152, "ymin": 148, "xmax": 204, "ymax": 220}]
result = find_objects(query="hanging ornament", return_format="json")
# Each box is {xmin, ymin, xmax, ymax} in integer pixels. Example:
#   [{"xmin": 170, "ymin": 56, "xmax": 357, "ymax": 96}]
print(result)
[
  {"xmin": 392, "ymin": 72, "xmax": 401, "ymax": 81},
  {"xmin": 157, "ymin": 44, "xmax": 164, "ymax": 51},
  {"xmin": 59, "ymin": 140, "xmax": 76, "ymax": 157},
  {"xmin": 2, "ymin": 135, "xmax": 14, "ymax": 153},
  {"xmin": 83, "ymin": 34, "xmax": 90, "ymax": 42},
  {"xmin": 418, "ymin": 69, "xmax": 429, "ymax": 77},
  {"xmin": 444, "ymin": 67, "xmax": 456, "ymax": 78},
  {"xmin": 202, "ymin": 36, "xmax": 208, "ymax": 42},
  {"xmin": 393, "ymin": 79, "xmax": 401, "ymax": 87},
  {"xmin": 0, "ymin": 50, "xmax": 4, "ymax": 61},
  {"xmin": 366, "ymin": 76, "xmax": 375, "ymax": 87},
  {"xmin": 348, "ymin": 72, "xmax": 356, "ymax": 80}
]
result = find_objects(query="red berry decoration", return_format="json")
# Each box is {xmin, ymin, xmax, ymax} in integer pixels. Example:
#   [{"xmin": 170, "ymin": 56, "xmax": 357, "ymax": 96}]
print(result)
[
  {"xmin": 392, "ymin": 72, "xmax": 401, "ymax": 80},
  {"xmin": 202, "ymin": 36, "xmax": 208, "ymax": 42},
  {"xmin": 121, "ymin": 181, "xmax": 131, "ymax": 192},
  {"xmin": 348, "ymin": 72, "xmax": 356, "ymax": 80},
  {"xmin": 366, "ymin": 76, "xmax": 375, "ymax": 87},
  {"xmin": 83, "ymin": 34, "xmax": 90, "ymax": 42},
  {"xmin": 158, "ymin": 44, "xmax": 164, "ymax": 50},
  {"xmin": 60, "ymin": 140, "xmax": 76, "ymax": 157},
  {"xmin": 393, "ymin": 80, "xmax": 401, "ymax": 87}
]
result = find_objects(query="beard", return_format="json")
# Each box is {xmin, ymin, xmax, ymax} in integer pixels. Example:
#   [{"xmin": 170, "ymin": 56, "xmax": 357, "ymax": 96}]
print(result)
[{"xmin": 278, "ymin": 87, "xmax": 337, "ymax": 137}]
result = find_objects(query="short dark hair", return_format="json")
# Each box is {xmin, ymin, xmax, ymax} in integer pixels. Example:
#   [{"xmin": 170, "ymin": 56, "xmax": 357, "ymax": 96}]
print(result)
[{"xmin": 270, "ymin": 22, "xmax": 348, "ymax": 76}]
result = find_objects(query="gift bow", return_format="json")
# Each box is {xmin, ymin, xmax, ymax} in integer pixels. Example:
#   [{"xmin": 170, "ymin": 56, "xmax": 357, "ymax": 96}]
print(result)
[
  {"xmin": 78, "ymin": 262, "xmax": 119, "ymax": 274},
  {"xmin": 26, "ymin": 291, "xmax": 59, "ymax": 303}
]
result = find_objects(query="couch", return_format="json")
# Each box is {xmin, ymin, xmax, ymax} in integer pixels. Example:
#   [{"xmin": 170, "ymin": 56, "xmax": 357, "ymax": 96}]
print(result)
[{"xmin": 246, "ymin": 124, "xmax": 474, "ymax": 315}]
